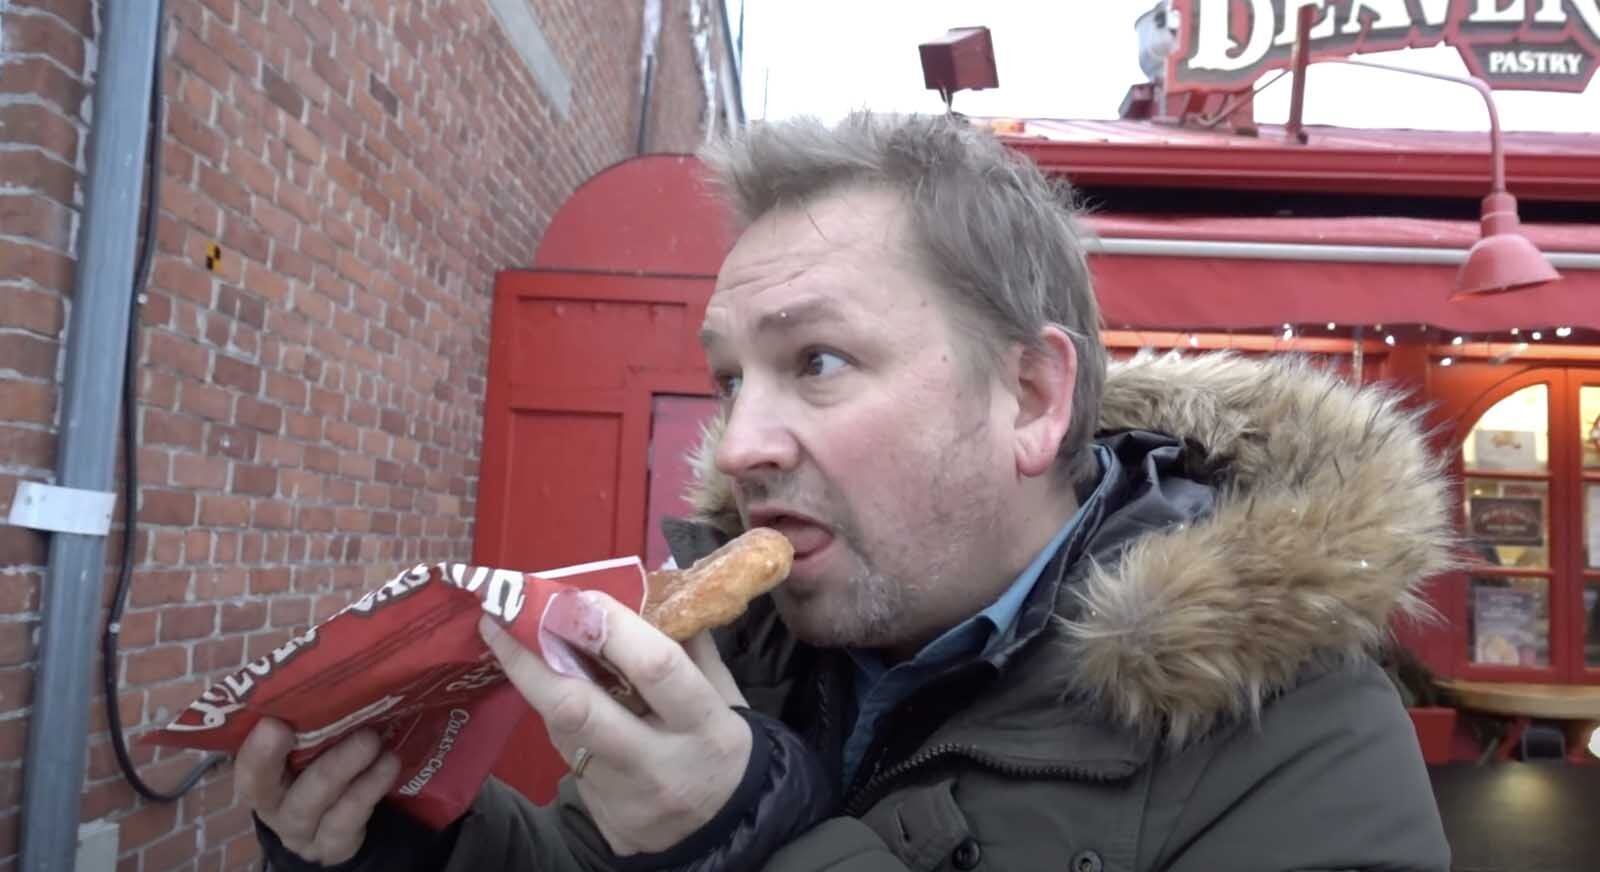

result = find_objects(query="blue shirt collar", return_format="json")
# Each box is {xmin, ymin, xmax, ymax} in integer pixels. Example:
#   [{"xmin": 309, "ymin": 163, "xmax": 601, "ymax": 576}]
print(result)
[
  {"xmin": 848, "ymin": 443, "xmax": 1112, "ymax": 676},
  {"xmin": 839, "ymin": 445, "xmax": 1111, "ymax": 786}
]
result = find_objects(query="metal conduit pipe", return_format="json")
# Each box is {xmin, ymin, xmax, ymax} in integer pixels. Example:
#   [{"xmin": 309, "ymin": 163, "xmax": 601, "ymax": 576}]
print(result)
[
  {"xmin": 19, "ymin": 4, "xmax": 163, "ymax": 870},
  {"xmin": 1084, "ymin": 236, "xmax": 1600, "ymax": 270}
]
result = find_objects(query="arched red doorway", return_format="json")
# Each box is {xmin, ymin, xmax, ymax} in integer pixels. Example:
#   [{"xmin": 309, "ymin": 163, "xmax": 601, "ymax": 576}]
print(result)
[{"xmin": 1431, "ymin": 363, "xmax": 1600, "ymax": 686}]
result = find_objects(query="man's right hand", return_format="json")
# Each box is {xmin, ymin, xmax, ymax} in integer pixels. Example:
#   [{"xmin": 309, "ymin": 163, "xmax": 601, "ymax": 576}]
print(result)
[{"xmin": 237, "ymin": 718, "xmax": 402, "ymax": 866}]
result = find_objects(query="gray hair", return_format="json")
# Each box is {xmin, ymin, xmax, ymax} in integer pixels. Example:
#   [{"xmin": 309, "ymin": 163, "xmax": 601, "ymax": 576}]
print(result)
[{"xmin": 699, "ymin": 112, "xmax": 1106, "ymax": 487}]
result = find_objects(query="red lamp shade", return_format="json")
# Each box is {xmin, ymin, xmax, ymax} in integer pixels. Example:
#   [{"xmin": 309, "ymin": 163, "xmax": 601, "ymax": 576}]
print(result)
[{"xmin": 1453, "ymin": 191, "xmax": 1561, "ymax": 299}]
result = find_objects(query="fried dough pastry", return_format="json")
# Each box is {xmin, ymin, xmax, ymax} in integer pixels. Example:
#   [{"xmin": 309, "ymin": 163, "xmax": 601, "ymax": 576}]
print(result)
[{"xmin": 642, "ymin": 528, "xmax": 793, "ymax": 641}]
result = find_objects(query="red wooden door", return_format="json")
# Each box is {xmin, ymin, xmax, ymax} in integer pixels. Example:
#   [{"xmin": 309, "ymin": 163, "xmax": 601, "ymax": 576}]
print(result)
[
  {"xmin": 474, "ymin": 269, "xmax": 714, "ymax": 571},
  {"xmin": 645, "ymin": 395, "xmax": 720, "ymax": 569},
  {"xmin": 1430, "ymin": 362, "xmax": 1600, "ymax": 685},
  {"xmin": 475, "ymin": 268, "xmax": 716, "ymax": 802}
]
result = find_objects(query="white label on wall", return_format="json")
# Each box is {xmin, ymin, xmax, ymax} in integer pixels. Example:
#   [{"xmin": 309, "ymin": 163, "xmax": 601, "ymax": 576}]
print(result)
[{"xmin": 487, "ymin": 0, "xmax": 574, "ymax": 118}]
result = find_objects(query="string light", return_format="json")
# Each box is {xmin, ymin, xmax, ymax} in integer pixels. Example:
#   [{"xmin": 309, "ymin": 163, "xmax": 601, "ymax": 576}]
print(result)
[
  {"xmin": 1326, "ymin": 322, "xmax": 1336, "ymax": 330},
  {"xmin": 1187, "ymin": 334, "xmax": 1199, "ymax": 347},
  {"xmin": 1556, "ymin": 326, "xmax": 1573, "ymax": 337},
  {"xmin": 1510, "ymin": 328, "xmax": 1521, "ymax": 336},
  {"xmin": 1488, "ymin": 342, "xmax": 1530, "ymax": 366},
  {"xmin": 1281, "ymin": 323, "xmax": 1294, "ymax": 341},
  {"xmin": 1440, "ymin": 357, "xmax": 1454, "ymax": 366},
  {"xmin": 1384, "ymin": 334, "xmax": 1396, "ymax": 346},
  {"xmin": 1531, "ymin": 331, "xmax": 1543, "ymax": 340},
  {"xmin": 1451, "ymin": 336, "xmax": 1464, "ymax": 345}
]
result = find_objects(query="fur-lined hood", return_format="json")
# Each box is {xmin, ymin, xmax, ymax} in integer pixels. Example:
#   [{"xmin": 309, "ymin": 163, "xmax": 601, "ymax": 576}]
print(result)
[{"xmin": 683, "ymin": 353, "xmax": 1456, "ymax": 743}]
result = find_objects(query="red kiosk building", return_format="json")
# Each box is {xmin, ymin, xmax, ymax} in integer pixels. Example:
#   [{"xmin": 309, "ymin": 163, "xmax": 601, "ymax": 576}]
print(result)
[{"xmin": 474, "ymin": 3, "xmax": 1600, "ymax": 786}]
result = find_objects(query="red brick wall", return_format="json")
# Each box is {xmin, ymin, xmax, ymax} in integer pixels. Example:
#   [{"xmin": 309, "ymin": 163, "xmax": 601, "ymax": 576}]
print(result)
[{"xmin": 0, "ymin": 0, "xmax": 729, "ymax": 869}]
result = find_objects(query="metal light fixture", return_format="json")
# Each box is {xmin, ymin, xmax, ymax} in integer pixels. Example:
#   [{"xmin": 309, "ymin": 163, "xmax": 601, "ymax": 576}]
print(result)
[
  {"xmin": 1312, "ymin": 58, "xmax": 1561, "ymax": 299},
  {"xmin": 1459, "ymin": 190, "xmax": 1562, "ymax": 298},
  {"xmin": 918, "ymin": 27, "xmax": 998, "ymax": 113},
  {"xmin": 1277, "ymin": 4, "xmax": 1561, "ymax": 301}
]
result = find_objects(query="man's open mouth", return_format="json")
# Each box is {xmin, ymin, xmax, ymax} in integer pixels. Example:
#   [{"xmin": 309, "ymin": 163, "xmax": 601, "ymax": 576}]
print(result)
[{"xmin": 748, "ymin": 509, "xmax": 834, "ymax": 559}]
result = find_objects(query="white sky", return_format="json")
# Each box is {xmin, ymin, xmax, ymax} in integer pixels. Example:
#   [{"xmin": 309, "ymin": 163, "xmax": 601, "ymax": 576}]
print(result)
[{"xmin": 737, "ymin": 0, "xmax": 1599, "ymax": 133}]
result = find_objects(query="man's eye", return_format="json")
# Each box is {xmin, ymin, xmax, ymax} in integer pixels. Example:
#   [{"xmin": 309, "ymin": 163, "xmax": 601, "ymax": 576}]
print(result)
[
  {"xmin": 800, "ymin": 350, "xmax": 848, "ymax": 378},
  {"xmin": 713, "ymin": 372, "xmax": 742, "ymax": 399}
]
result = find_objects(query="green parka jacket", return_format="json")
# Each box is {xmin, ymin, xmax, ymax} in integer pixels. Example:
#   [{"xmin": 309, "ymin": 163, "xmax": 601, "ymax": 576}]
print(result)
[{"xmin": 261, "ymin": 354, "xmax": 1454, "ymax": 872}]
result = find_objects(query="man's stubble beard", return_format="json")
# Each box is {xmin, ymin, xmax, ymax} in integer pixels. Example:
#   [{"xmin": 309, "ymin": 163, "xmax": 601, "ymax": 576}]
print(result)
[
  {"xmin": 755, "ymin": 482, "xmax": 909, "ymax": 648},
  {"xmin": 763, "ymin": 428, "xmax": 1009, "ymax": 652},
  {"xmin": 772, "ymin": 549, "xmax": 908, "ymax": 649}
]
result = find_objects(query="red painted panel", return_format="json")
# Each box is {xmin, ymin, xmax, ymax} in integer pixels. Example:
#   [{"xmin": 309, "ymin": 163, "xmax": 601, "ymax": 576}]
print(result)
[
  {"xmin": 533, "ymin": 155, "xmax": 733, "ymax": 276},
  {"xmin": 646, "ymin": 395, "xmax": 720, "ymax": 570},
  {"xmin": 474, "ymin": 271, "xmax": 528, "ymax": 571},
  {"xmin": 502, "ymin": 411, "xmax": 623, "ymax": 570},
  {"xmin": 1005, "ymin": 120, "xmax": 1600, "ymax": 202},
  {"xmin": 476, "ymin": 271, "xmax": 715, "ymax": 571},
  {"xmin": 494, "ymin": 716, "xmax": 564, "ymax": 807},
  {"xmin": 509, "ymin": 298, "xmax": 695, "ymax": 392},
  {"xmin": 1089, "ymin": 213, "xmax": 1600, "ymax": 254},
  {"xmin": 1091, "ymin": 254, "xmax": 1600, "ymax": 333}
]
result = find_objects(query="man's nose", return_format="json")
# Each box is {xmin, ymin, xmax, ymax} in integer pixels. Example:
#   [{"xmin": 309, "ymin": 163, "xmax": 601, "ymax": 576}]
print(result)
[{"xmin": 713, "ymin": 391, "xmax": 799, "ymax": 478}]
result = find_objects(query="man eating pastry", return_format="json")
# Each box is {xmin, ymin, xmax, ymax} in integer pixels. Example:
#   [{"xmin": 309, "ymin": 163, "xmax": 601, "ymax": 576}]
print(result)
[{"xmin": 243, "ymin": 112, "xmax": 1453, "ymax": 872}]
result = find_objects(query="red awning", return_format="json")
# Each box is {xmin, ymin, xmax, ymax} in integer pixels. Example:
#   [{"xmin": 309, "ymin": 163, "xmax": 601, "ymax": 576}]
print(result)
[
  {"xmin": 1088, "ymin": 214, "xmax": 1600, "ymax": 252},
  {"xmin": 529, "ymin": 153, "xmax": 1598, "ymax": 335},
  {"xmin": 1005, "ymin": 120, "xmax": 1600, "ymax": 202},
  {"xmin": 1085, "ymin": 213, "xmax": 1600, "ymax": 333}
]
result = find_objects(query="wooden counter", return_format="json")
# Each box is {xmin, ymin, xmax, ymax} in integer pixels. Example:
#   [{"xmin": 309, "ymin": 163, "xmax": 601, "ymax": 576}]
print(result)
[{"xmin": 1440, "ymin": 680, "xmax": 1600, "ymax": 721}]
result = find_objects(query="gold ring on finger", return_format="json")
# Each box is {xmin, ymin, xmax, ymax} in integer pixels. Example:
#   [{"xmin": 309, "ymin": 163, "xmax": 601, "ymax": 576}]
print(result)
[{"xmin": 571, "ymin": 746, "xmax": 593, "ymax": 778}]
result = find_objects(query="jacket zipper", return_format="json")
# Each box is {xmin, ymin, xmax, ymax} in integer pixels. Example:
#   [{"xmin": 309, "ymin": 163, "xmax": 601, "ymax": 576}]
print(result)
[{"xmin": 843, "ymin": 742, "xmax": 1125, "ymax": 817}]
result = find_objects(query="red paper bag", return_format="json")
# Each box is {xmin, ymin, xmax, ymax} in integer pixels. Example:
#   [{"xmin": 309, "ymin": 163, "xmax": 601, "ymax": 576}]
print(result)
[{"xmin": 143, "ymin": 556, "xmax": 648, "ymax": 828}]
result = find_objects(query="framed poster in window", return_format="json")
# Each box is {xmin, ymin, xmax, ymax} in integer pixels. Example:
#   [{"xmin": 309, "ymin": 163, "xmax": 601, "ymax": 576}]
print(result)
[
  {"xmin": 1587, "ymin": 485, "xmax": 1600, "ymax": 571},
  {"xmin": 1473, "ymin": 583, "xmax": 1549, "ymax": 667},
  {"xmin": 1468, "ymin": 497, "xmax": 1545, "ymax": 547}
]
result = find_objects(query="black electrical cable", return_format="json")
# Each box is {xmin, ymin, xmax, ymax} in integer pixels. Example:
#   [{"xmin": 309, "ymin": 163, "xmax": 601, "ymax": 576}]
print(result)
[{"xmin": 105, "ymin": 0, "xmax": 228, "ymax": 802}]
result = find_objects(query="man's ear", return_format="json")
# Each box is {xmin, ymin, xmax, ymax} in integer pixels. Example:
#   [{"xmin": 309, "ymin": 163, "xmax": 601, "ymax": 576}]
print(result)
[{"xmin": 1012, "ymin": 326, "xmax": 1077, "ymax": 479}]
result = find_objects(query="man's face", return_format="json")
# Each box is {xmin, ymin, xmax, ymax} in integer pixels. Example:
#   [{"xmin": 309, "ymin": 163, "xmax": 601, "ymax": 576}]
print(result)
[{"xmin": 699, "ymin": 188, "xmax": 1028, "ymax": 652}]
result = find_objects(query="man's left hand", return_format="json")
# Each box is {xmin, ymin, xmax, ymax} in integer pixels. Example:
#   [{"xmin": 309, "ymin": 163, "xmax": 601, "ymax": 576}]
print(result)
[{"xmin": 479, "ymin": 592, "xmax": 753, "ymax": 856}]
